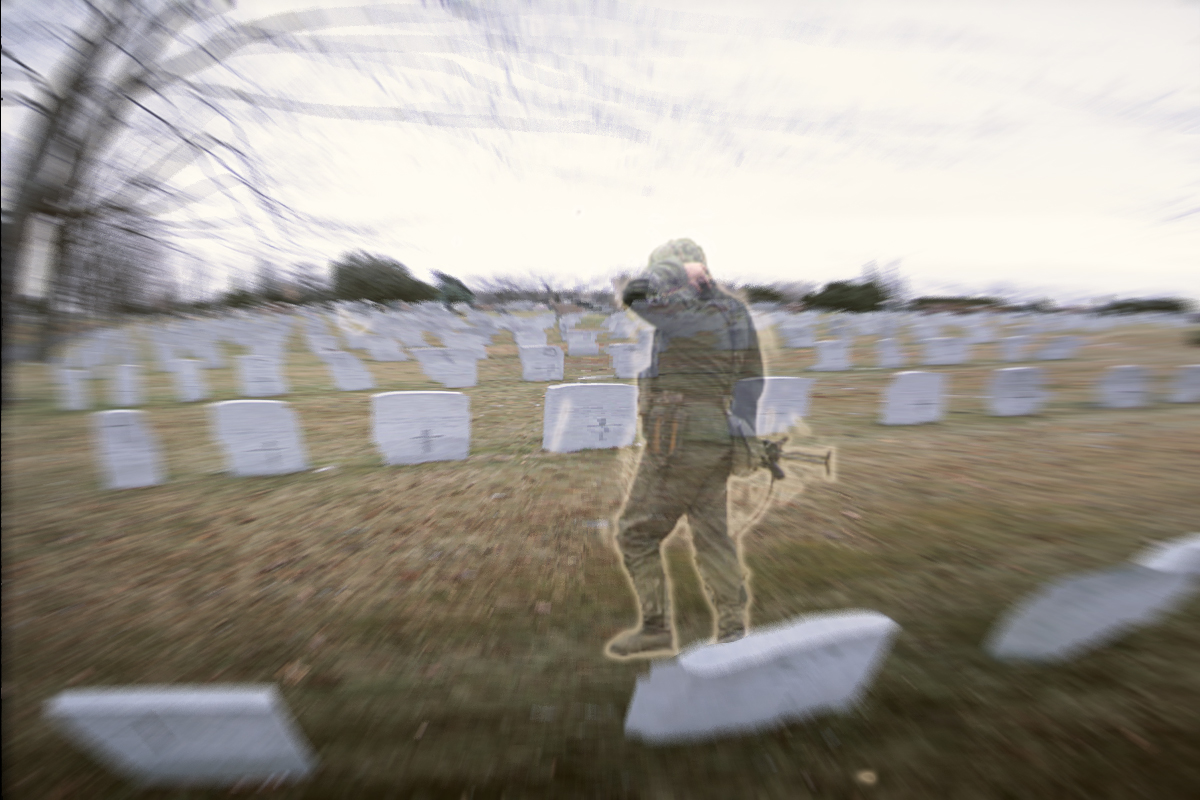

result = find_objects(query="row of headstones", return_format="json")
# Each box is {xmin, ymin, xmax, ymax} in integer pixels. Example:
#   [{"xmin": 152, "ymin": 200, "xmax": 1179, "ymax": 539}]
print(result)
[
  {"xmin": 805, "ymin": 334, "xmax": 1087, "ymax": 370},
  {"xmin": 57, "ymin": 338, "xmax": 657, "ymax": 410},
  {"xmin": 44, "ymin": 532, "xmax": 1199, "ymax": 785},
  {"xmin": 91, "ymin": 365, "xmax": 1200, "ymax": 490},
  {"xmin": 91, "ymin": 383, "xmax": 640, "ymax": 490}
]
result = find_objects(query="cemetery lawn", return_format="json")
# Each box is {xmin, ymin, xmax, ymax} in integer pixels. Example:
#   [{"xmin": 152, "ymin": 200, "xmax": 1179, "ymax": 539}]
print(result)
[{"xmin": 3, "ymin": 321, "xmax": 1199, "ymax": 799}]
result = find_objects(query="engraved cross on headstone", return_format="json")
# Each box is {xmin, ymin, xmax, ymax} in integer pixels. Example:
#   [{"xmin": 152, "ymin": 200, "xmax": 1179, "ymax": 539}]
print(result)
[
  {"xmin": 588, "ymin": 417, "xmax": 612, "ymax": 442},
  {"xmin": 413, "ymin": 428, "xmax": 444, "ymax": 454}
]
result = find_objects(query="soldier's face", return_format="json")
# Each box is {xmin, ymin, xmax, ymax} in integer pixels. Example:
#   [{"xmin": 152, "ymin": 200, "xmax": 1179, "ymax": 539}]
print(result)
[{"xmin": 684, "ymin": 262, "xmax": 712, "ymax": 293}]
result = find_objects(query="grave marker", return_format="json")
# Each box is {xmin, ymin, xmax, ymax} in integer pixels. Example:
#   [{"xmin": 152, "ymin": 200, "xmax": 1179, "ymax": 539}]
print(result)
[
  {"xmin": 543, "ymin": 383, "xmax": 638, "ymax": 453},
  {"xmin": 1167, "ymin": 365, "xmax": 1200, "ymax": 403},
  {"xmin": 236, "ymin": 356, "xmax": 288, "ymax": 398},
  {"xmin": 58, "ymin": 367, "xmax": 90, "ymax": 410},
  {"xmin": 875, "ymin": 338, "xmax": 906, "ymax": 370},
  {"xmin": 809, "ymin": 339, "xmax": 851, "ymax": 372},
  {"xmin": 209, "ymin": 400, "xmax": 308, "ymax": 476},
  {"xmin": 732, "ymin": 377, "xmax": 815, "ymax": 435},
  {"xmin": 110, "ymin": 364, "xmax": 143, "ymax": 407},
  {"xmin": 44, "ymin": 685, "xmax": 316, "ymax": 788},
  {"xmin": 1096, "ymin": 365, "xmax": 1149, "ymax": 408},
  {"xmin": 93, "ymin": 410, "xmax": 165, "ymax": 490},
  {"xmin": 879, "ymin": 371, "xmax": 945, "ymax": 425},
  {"xmin": 988, "ymin": 367, "xmax": 1048, "ymax": 417},
  {"xmin": 519, "ymin": 345, "xmax": 565, "ymax": 382},
  {"xmin": 322, "ymin": 351, "xmax": 375, "ymax": 392},
  {"xmin": 371, "ymin": 391, "xmax": 470, "ymax": 465},
  {"xmin": 171, "ymin": 359, "xmax": 209, "ymax": 403},
  {"xmin": 624, "ymin": 611, "xmax": 901, "ymax": 744}
]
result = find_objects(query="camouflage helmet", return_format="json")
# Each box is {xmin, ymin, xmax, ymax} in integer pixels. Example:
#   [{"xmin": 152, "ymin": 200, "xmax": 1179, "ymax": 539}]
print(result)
[
  {"xmin": 647, "ymin": 238, "xmax": 706, "ymax": 270},
  {"xmin": 641, "ymin": 238, "xmax": 708, "ymax": 299}
]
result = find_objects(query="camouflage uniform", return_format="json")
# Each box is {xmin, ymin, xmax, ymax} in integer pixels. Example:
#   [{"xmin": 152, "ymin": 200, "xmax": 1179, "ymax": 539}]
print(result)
[{"xmin": 607, "ymin": 239, "xmax": 765, "ymax": 658}]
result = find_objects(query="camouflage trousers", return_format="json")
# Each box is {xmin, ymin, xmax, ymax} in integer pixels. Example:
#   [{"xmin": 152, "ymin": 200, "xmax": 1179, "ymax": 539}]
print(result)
[{"xmin": 615, "ymin": 440, "xmax": 748, "ymax": 636}]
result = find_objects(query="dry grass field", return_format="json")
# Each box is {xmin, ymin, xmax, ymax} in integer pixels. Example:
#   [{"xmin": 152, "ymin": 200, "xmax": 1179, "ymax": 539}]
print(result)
[{"xmin": 3, "ymin": 317, "xmax": 1199, "ymax": 799}]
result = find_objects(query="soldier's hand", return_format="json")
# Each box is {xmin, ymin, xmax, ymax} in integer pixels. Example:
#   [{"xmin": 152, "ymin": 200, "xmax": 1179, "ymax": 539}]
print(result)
[{"xmin": 623, "ymin": 279, "xmax": 651, "ymax": 306}]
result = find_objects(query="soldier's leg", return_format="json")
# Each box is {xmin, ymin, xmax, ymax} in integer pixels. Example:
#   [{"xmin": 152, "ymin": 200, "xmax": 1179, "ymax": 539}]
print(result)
[
  {"xmin": 686, "ymin": 452, "xmax": 750, "ymax": 643},
  {"xmin": 607, "ymin": 455, "xmax": 686, "ymax": 658}
]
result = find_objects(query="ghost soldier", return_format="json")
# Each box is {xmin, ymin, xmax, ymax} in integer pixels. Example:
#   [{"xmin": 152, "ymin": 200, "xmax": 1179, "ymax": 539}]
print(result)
[{"xmin": 606, "ymin": 238, "xmax": 768, "ymax": 659}]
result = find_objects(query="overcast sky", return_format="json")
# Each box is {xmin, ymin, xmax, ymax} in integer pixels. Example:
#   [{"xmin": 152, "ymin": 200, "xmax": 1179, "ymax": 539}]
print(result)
[{"xmin": 4, "ymin": 0, "xmax": 1198, "ymax": 303}]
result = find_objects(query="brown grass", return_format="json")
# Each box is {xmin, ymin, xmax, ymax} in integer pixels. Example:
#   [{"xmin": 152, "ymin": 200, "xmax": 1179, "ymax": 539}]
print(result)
[{"xmin": 3, "ymin": 319, "xmax": 1199, "ymax": 799}]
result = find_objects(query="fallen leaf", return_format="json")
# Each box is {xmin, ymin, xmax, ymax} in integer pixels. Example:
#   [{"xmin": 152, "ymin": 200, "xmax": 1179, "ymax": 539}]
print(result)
[
  {"xmin": 535, "ymin": 601, "xmax": 552, "ymax": 615},
  {"xmin": 414, "ymin": 721, "xmax": 428, "ymax": 740},
  {"xmin": 274, "ymin": 660, "xmax": 310, "ymax": 686},
  {"xmin": 842, "ymin": 510, "xmax": 862, "ymax": 520},
  {"xmin": 855, "ymin": 770, "xmax": 878, "ymax": 786}
]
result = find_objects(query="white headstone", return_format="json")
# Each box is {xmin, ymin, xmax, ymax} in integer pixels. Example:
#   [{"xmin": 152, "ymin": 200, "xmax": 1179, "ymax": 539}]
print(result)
[
  {"xmin": 110, "ymin": 364, "xmax": 143, "ymax": 407},
  {"xmin": 1000, "ymin": 336, "xmax": 1028, "ymax": 362},
  {"xmin": 519, "ymin": 345, "xmax": 565, "ymax": 382},
  {"xmin": 624, "ymin": 611, "xmax": 901, "ymax": 744},
  {"xmin": 58, "ymin": 367, "xmax": 90, "ymax": 410},
  {"xmin": 542, "ymin": 383, "xmax": 638, "ymax": 453},
  {"xmin": 1167, "ymin": 365, "xmax": 1200, "ymax": 403},
  {"xmin": 732, "ymin": 377, "xmax": 815, "ymax": 435},
  {"xmin": 988, "ymin": 367, "xmax": 1049, "ymax": 417},
  {"xmin": 363, "ymin": 336, "xmax": 407, "ymax": 362},
  {"xmin": 322, "ymin": 351, "xmax": 375, "ymax": 392},
  {"xmin": 986, "ymin": 565, "xmax": 1197, "ymax": 662},
  {"xmin": 1096, "ymin": 365, "xmax": 1150, "ymax": 408},
  {"xmin": 921, "ymin": 337, "xmax": 970, "ymax": 366},
  {"xmin": 236, "ymin": 356, "xmax": 287, "ymax": 398},
  {"xmin": 606, "ymin": 343, "xmax": 652, "ymax": 379},
  {"xmin": 371, "ymin": 391, "xmax": 470, "ymax": 465},
  {"xmin": 44, "ymin": 685, "xmax": 315, "ymax": 788},
  {"xmin": 564, "ymin": 329, "xmax": 601, "ymax": 356},
  {"xmin": 171, "ymin": 359, "xmax": 209, "ymax": 403},
  {"xmin": 513, "ymin": 329, "xmax": 548, "ymax": 347},
  {"xmin": 1132, "ymin": 533, "xmax": 1200, "ymax": 575},
  {"xmin": 875, "ymin": 338, "xmax": 906, "ymax": 369},
  {"xmin": 809, "ymin": 339, "xmax": 851, "ymax": 372},
  {"xmin": 879, "ymin": 371, "xmax": 945, "ymax": 425},
  {"xmin": 209, "ymin": 400, "xmax": 308, "ymax": 476},
  {"xmin": 1036, "ymin": 335, "xmax": 1083, "ymax": 361},
  {"xmin": 411, "ymin": 348, "xmax": 478, "ymax": 388},
  {"xmin": 93, "ymin": 410, "xmax": 165, "ymax": 490},
  {"xmin": 778, "ymin": 321, "xmax": 817, "ymax": 349}
]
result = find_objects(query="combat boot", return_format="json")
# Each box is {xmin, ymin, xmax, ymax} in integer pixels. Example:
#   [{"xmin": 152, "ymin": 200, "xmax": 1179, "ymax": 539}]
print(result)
[{"xmin": 605, "ymin": 615, "xmax": 675, "ymax": 659}]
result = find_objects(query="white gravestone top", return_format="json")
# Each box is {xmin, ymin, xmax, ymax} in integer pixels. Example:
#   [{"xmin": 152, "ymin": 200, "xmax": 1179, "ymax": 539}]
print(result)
[
  {"xmin": 411, "ymin": 348, "xmax": 478, "ymax": 388},
  {"xmin": 875, "ymin": 338, "xmax": 906, "ymax": 370},
  {"xmin": 1168, "ymin": 364, "xmax": 1200, "ymax": 403},
  {"xmin": 999, "ymin": 336, "xmax": 1029, "ymax": 362},
  {"xmin": 921, "ymin": 337, "xmax": 970, "ymax": 366},
  {"xmin": 44, "ymin": 685, "xmax": 316, "ymax": 788},
  {"xmin": 809, "ymin": 339, "xmax": 851, "ymax": 372},
  {"xmin": 110, "ymin": 364, "xmax": 143, "ymax": 407},
  {"xmin": 1036, "ymin": 335, "xmax": 1083, "ymax": 361},
  {"xmin": 372, "ymin": 391, "xmax": 471, "ymax": 465},
  {"xmin": 624, "ymin": 611, "xmax": 901, "ymax": 744},
  {"xmin": 363, "ymin": 336, "xmax": 407, "ymax": 362},
  {"xmin": 209, "ymin": 401, "xmax": 308, "ymax": 477},
  {"xmin": 93, "ymin": 410, "xmax": 166, "ymax": 490},
  {"xmin": 172, "ymin": 359, "xmax": 209, "ymax": 403},
  {"xmin": 236, "ymin": 356, "xmax": 287, "ymax": 398},
  {"xmin": 519, "ymin": 345, "xmax": 565, "ymax": 382},
  {"xmin": 564, "ymin": 329, "xmax": 601, "ymax": 356},
  {"xmin": 986, "ymin": 565, "xmax": 1197, "ymax": 662},
  {"xmin": 879, "ymin": 371, "xmax": 945, "ymax": 425},
  {"xmin": 513, "ymin": 329, "xmax": 548, "ymax": 347},
  {"xmin": 323, "ymin": 350, "xmax": 375, "ymax": 392},
  {"xmin": 606, "ymin": 342, "xmax": 652, "ymax": 379},
  {"xmin": 732, "ymin": 377, "xmax": 815, "ymax": 435},
  {"xmin": 988, "ymin": 367, "xmax": 1048, "ymax": 417},
  {"xmin": 1096, "ymin": 365, "xmax": 1150, "ymax": 408},
  {"xmin": 1132, "ymin": 533, "xmax": 1200, "ymax": 575},
  {"xmin": 543, "ymin": 383, "xmax": 638, "ymax": 453},
  {"xmin": 58, "ymin": 367, "xmax": 91, "ymax": 411}
]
